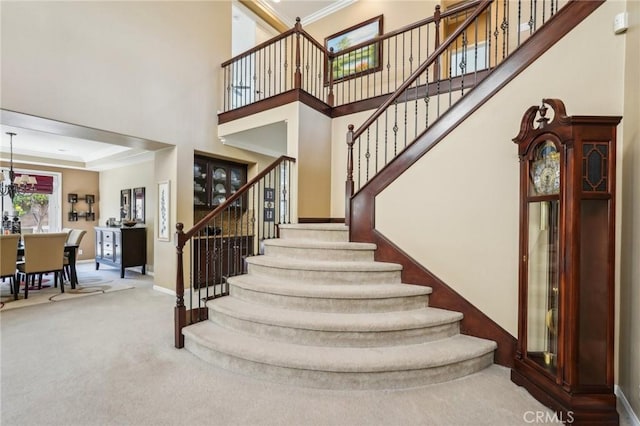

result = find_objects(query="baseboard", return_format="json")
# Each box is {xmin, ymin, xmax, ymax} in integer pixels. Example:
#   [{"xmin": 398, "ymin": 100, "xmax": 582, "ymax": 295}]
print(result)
[
  {"xmin": 153, "ymin": 285, "xmax": 176, "ymax": 296},
  {"xmin": 616, "ymin": 385, "xmax": 640, "ymax": 426},
  {"xmin": 298, "ymin": 217, "xmax": 345, "ymax": 223}
]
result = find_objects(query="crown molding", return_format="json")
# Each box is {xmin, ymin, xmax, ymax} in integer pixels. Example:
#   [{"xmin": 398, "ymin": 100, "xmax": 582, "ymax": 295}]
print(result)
[
  {"xmin": 238, "ymin": 0, "xmax": 288, "ymax": 33},
  {"xmin": 302, "ymin": 0, "xmax": 358, "ymax": 26},
  {"xmin": 243, "ymin": 0, "xmax": 358, "ymax": 31}
]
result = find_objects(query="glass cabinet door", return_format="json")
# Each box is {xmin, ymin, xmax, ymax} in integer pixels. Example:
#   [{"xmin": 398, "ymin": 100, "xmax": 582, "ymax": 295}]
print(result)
[
  {"xmin": 193, "ymin": 159, "xmax": 208, "ymax": 207},
  {"xmin": 211, "ymin": 167, "xmax": 227, "ymax": 207},
  {"xmin": 229, "ymin": 168, "xmax": 243, "ymax": 207}
]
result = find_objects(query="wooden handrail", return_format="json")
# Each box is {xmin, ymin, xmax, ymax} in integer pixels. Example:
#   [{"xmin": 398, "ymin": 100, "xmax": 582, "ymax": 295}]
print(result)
[
  {"xmin": 222, "ymin": 0, "xmax": 482, "ymax": 69},
  {"xmin": 347, "ymin": 0, "xmax": 605, "ymax": 366},
  {"xmin": 174, "ymin": 154, "xmax": 295, "ymax": 348},
  {"xmin": 178, "ymin": 155, "xmax": 296, "ymax": 244},
  {"xmin": 328, "ymin": 0, "xmax": 484, "ymax": 60},
  {"xmin": 298, "ymin": 27, "xmax": 330, "ymax": 55},
  {"xmin": 350, "ymin": 0, "xmax": 492, "ymax": 142},
  {"xmin": 221, "ymin": 28, "xmax": 296, "ymax": 67}
]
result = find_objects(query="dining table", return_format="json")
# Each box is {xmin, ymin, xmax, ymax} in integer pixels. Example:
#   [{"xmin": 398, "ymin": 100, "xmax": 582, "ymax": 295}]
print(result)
[{"xmin": 17, "ymin": 243, "xmax": 79, "ymax": 289}]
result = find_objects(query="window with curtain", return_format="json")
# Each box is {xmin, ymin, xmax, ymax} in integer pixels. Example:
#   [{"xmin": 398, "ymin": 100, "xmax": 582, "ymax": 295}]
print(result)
[{"xmin": 1, "ymin": 171, "xmax": 61, "ymax": 233}]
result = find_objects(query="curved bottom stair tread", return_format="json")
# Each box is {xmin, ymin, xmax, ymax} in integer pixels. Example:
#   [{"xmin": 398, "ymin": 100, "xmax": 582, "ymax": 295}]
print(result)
[{"xmin": 183, "ymin": 321, "xmax": 496, "ymax": 390}]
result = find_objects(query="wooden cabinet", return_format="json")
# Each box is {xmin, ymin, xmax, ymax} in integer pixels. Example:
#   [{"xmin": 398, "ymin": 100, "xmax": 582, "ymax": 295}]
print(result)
[
  {"xmin": 192, "ymin": 236, "xmax": 253, "ymax": 288},
  {"xmin": 511, "ymin": 99, "xmax": 621, "ymax": 425},
  {"xmin": 194, "ymin": 156, "xmax": 247, "ymax": 210},
  {"xmin": 95, "ymin": 227, "xmax": 147, "ymax": 278}
]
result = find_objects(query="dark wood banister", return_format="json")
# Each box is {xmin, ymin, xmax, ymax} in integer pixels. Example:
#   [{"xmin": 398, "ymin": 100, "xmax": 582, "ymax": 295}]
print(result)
[
  {"xmin": 347, "ymin": 0, "xmax": 606, "ymax": 366},
  {"xmin": 174, "ymin": 154, "xmax": 295, "ymax": 348},
  {"xmin": 221, "ymin": 28, "xmax": 297, "ymax": 67},
  {"xmin": 221, "ymin": 21, "xmax": 330, "ymax": 69},
  {"xmin": 332, "ymin": 0, "xmax": 484, "ymax": 60},
  {"xmin": 350, "ymin": 0, "xmax": 492, "ymax": 142},
  {"xmin": 220, "ymin": 2, "xmax": 483, "ymax": 114},
  {"xmin": 179, "ymin": 155, "xmax": 296, "ymax": 243},
  {"xmin": 221, "ymin": 0, "xmax": 482, "ymax": 79}
]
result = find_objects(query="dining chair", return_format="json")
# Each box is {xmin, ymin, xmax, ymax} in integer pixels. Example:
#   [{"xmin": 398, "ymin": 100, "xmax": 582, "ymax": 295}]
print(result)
[
  {"xmin": 63, "ymin": 229, "xmax": 86, "ymax": 282},
  {"xmin": 0, "ymin": 234, "xmax": 21, "ymax": 300},
  {"xmin": 16, "ymin": 232, "xmax": 68, "ymax": 299}
]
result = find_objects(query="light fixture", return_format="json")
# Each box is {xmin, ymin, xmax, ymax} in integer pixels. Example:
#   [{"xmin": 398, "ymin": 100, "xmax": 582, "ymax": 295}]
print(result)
[{"xmin": 0, "ymin": 132, "xmax": 37, "ymax": 201}]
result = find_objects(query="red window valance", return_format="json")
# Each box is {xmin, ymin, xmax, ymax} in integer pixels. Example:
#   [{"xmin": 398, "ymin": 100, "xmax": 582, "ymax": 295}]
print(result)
[{"xmin": 14, "ymin": 174, "xmax": 54, "ymax": 194}]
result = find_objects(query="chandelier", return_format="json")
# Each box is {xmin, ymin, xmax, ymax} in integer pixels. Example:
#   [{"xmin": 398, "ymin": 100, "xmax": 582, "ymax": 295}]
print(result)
[{"xmin": 0, "ymin": 132, "xmax": 38, "ymax": 201}]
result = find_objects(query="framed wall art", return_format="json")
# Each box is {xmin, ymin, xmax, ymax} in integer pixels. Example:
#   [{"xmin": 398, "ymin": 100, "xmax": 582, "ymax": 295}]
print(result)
[
  {"xmin": 157, "ymin": 181, "xmax": 170, "ymax": 241},
  {"xmin": 325, "ymin": 15, "xmax": 383, "ymax": 82},
  {"xmin": 120, "ymin": 188, "xmax": 131, "ymax": 220},
  {"xmin": 133, "ymin": 187, "xmax": 145, "ymax": 223}
]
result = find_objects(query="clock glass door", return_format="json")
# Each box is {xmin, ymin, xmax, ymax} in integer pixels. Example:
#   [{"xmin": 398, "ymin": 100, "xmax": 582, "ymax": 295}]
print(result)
[
  {"xmin": 526, "ymin": 140, "xmax": 561, "ymax": 375},
  {"xmin": 527, "ymin": 200, "xmax": 559, "ymax": 374}
]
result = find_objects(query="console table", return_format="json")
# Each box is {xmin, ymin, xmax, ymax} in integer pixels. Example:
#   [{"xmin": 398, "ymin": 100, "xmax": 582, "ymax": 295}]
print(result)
[{"xmin": 95, "ymin": 226, "xmax": 146, "ymax": 278}]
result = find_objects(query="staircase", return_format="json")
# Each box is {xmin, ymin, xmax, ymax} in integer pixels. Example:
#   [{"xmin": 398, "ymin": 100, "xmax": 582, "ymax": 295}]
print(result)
[{"xmin": 182, "ymin": 223, "xmax": 496, "ymax": 389}]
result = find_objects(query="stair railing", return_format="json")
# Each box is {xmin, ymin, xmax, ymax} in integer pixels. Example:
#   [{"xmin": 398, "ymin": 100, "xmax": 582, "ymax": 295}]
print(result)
[
  {"xmin": 328, "ymin": 0, "xmax": 484, "ymax": 108},
  {"xmin": 345, "ymin": 0, "xmax": 567, "ymax": 223},
  {"xmin": 222, "ymin": 19, "xmax": 331, "ymax": 112},
  {"xmin": 174, "ymin": 155, "xmax": 296, "ymax": 348}
]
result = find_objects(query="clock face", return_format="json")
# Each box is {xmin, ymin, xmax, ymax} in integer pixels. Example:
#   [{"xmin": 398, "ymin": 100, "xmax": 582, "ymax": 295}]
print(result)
[{"xmin": 531, "ymin": 142, "xmax": 560, "ymax": 195}]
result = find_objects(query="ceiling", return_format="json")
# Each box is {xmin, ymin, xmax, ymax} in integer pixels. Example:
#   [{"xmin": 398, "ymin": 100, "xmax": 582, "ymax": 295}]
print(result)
[
  {"xmin": 0, "ymin": 110, "xmax": 171, "ymax": 172},
  {"xmin": 0, "ymin": 1, "xmax": 352, "ymax": 173},
  {"xmin": 0, "ymin": 125, "xmax": 153, "ymax": 172},
  {"xmin": 259, "ymin": 0, "xmax": 354, "ymax": 27}
]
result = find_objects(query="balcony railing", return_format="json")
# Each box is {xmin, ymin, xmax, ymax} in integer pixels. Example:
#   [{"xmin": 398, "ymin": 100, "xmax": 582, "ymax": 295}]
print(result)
[{"xmin": 221, "ymin": 0, "xmax": 566, "ymax": 115}]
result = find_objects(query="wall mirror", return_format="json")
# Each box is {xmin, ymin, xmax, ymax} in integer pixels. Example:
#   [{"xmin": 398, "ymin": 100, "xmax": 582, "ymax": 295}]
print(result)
[
  {"xmin": 133, "ymin": 187, "xmax": 145, "ymax": 223},
  {"xmin": 120, "ymin": 189, "xmax": 131, "ymax": 219}
]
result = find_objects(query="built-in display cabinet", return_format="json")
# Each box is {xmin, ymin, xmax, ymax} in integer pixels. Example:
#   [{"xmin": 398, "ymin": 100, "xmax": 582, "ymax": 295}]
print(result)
[{"xmin": 193, "ymin": 156, "xmax": 247, "ymax": 210}]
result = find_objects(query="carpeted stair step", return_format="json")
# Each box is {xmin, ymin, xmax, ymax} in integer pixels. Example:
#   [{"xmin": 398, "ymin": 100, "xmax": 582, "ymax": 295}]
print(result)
[
  {"xmin": 278, "ymin": 223, "xmax": 349, "ymax": 242},
  {"xmin": 227, "ymin": 275, "xmax": 431, "ymax": 312},
  {"xmin": 208, "ymin": 297, "xmax": 462, "ymax": 347},
  {"xmin": 183, "ymin": 320, "xmax": 497, "ymax": 390},
  {"xmin": 263, "ymin": 239, "xmax": 376, "ymax": 262},
  {"xmin": 246, "ymin": 256, "xmax": 402, "ymax": 284}
]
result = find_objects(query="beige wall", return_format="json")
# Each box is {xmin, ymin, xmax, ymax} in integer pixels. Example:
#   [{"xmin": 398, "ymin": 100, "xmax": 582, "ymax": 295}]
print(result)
[
  {"xmin": 620, "ymin": 0, "xmax": 640, "ymax": 417},
  {"xmin": 305, "ymin": 0, "xmax": 440, "ymax": 43},
  {"xmin": 1, "ymin": 1, "xmax": 276, "ymax": 290},
  {"xmin": 375, "ymin": 0, "xmax": 628, "ymax": 376},
  {"xmin": 1, "ymin": 161, "xmax": 99, "ymax": 261},
  {"xmin": 297, "ymin": 104, "xmax": 332, "ymax": 219},
  {"xmin": 99, "ymin": 160, "xmax": 155, "ymax": 272}
]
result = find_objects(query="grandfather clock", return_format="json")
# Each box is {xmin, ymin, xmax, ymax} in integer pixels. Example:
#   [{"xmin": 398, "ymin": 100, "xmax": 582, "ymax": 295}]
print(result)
[{"xmin": 511, "ymin": 99, "xmax": 621, "ymax": 425}]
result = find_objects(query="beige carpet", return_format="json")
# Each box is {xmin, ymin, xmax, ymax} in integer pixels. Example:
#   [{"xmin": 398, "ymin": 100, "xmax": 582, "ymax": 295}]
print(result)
[
  {"xmin": 0, "ymin": 273, "xmax": 133, "ymax": 311},
  {"xmin": 0, "ymin": 265, "xmax": 635, "ymax": 426}
]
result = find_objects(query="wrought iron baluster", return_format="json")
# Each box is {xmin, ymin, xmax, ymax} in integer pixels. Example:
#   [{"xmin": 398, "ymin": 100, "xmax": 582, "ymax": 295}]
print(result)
[
  {"xmin": 386, "ymin": 38, "xmax": 391, "ymax": 94},
  {"xmin": 393, "ymin": 100, "xmax": 399, "ymax": 156},
  {"xmin": 365, "ymin": 128, "xmax": 370, "ymax": 181},
  {"xmin": 502, "ymin": 0, "xmax": 509, "ymax": 60},
  {"xmin": 517, "ymin": 0, "xmax": 522, "ymax": 46},
  {"xmin": 384, "ymin": 109, "xmax": 389, "ymax": 165},
  {"xmin": 357, "ymin": 134, "xmax": 361, "ymax": 190},
  {"xmin": 375, "ymin": 120, "xmax": 379, "ymax": 174}
]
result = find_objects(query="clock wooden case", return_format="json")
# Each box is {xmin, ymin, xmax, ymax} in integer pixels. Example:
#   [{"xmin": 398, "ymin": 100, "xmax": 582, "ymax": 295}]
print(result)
[{"xmin": 511, "ymin": 99, "xmax": 621, "ymax": 425}]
